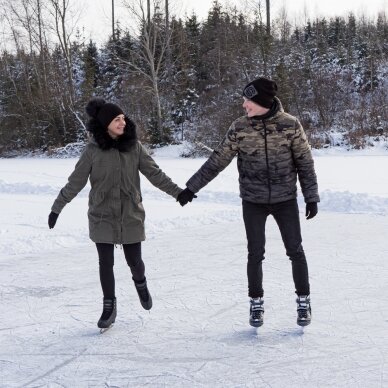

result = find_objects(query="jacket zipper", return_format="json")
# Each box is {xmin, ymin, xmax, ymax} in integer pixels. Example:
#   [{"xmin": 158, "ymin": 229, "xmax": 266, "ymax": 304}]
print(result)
[
  {"xmin": 263, "ymin": 120, "xmax": 272, "ymax": 203},
  {"xmin": 118, "ymin": 150, "xmax": 123, "ymax": 243}
]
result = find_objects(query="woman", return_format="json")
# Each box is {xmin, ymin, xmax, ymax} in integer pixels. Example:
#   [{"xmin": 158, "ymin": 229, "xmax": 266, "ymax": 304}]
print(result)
[{"xmin": 48, "ymin": 98, "xmax": 184, "ymax": 329}]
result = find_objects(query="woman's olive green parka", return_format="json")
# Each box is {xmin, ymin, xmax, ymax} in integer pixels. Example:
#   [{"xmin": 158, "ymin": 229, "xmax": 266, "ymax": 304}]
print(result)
[{"xmin": 51, "ymin": 140, "xmax": 182, "ymax": 244}]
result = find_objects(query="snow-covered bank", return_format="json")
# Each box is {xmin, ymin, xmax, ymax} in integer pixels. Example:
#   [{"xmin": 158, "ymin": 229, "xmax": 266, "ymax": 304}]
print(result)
[
  {"xmin": 1, "ymin": 153, "xmax": 387, "ymax": 257},
  {"xmin": 0, "ymin": 152, "xmax": 387, "ymax": 387}
]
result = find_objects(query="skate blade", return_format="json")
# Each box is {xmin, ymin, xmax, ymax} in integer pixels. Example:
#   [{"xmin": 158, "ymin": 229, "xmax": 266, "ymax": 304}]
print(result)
[
  {"xmin": 99, "ymin": 324, "xmax": 114, "ymax": 334},
  {"xmin": 297, "ymin": 320, "xmax": 311, "ymax": 327}
]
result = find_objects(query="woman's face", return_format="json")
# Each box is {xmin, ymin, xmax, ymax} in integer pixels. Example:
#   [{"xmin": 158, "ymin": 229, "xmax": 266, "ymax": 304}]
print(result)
[{"xmin": 107, "ymin": 114, "xmax": 126, "ymax": 138}]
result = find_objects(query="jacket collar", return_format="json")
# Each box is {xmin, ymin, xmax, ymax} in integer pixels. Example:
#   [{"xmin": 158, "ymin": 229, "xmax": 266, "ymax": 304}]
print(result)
[{"xmin": 248, "ymin": 97, "xmax": 284, "ymax": 124}]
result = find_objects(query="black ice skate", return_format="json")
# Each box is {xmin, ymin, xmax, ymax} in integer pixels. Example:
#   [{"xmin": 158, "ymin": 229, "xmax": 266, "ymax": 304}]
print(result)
[
  {"xmin": 249, "ymin": 297, "xmax": 264, "ymax": 327},
  {"xmin": 133, "ymin": 278, "xmax": 153, "ymax": 310},
  {"xmin": 296, "ymin": 295, "xmax": 311, "ymax": 326},
  {"xmin": 98, "ymin": 298, "xmax": 117, "ymax": 330}
]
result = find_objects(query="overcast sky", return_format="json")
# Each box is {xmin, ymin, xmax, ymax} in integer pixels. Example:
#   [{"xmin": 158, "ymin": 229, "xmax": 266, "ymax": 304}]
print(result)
[{"xmin": 77, "ymin": 0, "xmax": 386, "ymax": 45}]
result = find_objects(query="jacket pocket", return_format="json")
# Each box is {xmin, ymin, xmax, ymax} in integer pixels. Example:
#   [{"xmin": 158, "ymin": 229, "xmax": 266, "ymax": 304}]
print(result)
[
  {"xmin": 88, "ymin": 191, "xmax": 108, "ymax": 220},
  {"xmin": 130, "ymin": 191, "xmax": 142, "ymax": 205},
  {"xmin": 119, "ymin": 192, "xmax": 145, "ymax": 227}
]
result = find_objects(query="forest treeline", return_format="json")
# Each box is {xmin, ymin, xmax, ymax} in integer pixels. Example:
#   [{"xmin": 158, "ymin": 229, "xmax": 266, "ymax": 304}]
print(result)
[{"xmin": 0, "ymin": 0, "xmax": 387, "ymax": 155}]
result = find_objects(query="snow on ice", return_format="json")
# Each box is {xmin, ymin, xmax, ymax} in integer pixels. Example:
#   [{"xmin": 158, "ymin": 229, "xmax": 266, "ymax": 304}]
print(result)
[{"xmin": 0, "ymin": 146, "xmax": 387, "ymax": 387}]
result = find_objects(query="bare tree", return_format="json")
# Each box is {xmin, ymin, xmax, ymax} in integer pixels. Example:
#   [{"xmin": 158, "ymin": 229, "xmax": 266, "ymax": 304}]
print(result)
[
  {"xmin": 47, "ymin": 0, "xmax": 81, "ymax": 106},
  {"xmin": 266, "ymin": 0, "xmax": 270, "ymax": 34},
  {"xmin": 165, "ymin": 0, "xmax": 171, "ymax": 77},
  {"xmin": 121, "ymin": 0, "xmax": 174, "ymax": 139},
  {"xmin": 0, "ymin": 1, "xmax": 50, "ymax": 120},
  {"xmin": 147, "ymin": 0, "xmax": 151, "ymax": 25},
  {"xmin": 112, "ymin": 0, "xmax": 115, "ymax": 40}
]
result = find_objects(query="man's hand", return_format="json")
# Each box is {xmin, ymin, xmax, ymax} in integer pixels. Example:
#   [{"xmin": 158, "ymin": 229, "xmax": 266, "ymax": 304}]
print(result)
[
  {"xmin": 305, "ymin": 202, "xmax": 318, "ymax": 220},
  {"xmin": 177, "ymin": 188, "xmax": 197, "ymax": 207},
  {"xmin": 48, "ymin": 211, "xmax": 59, "ymax": 228}
]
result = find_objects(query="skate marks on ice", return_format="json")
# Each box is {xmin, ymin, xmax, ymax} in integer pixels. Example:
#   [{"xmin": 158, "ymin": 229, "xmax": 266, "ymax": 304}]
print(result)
[
  {"xmin": 224, "ymin": 324, "xmax": 305, "ymax": 351},
  {"xmin": 21, "ymin": 347, "xmax": 88, "ymax": 388},
  {"xmin": 2, "ymin": 285, "xmax": 68, "ymax": 298},
  {"xmin": 1, "ymin": 215, "xmax": 387, "ymax": 386}
]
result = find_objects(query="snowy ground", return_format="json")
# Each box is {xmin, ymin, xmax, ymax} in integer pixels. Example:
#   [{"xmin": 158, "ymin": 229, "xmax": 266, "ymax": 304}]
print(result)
[{"xmin": 1, "ymin": 146, "xmax": 387, "ymax": 387}]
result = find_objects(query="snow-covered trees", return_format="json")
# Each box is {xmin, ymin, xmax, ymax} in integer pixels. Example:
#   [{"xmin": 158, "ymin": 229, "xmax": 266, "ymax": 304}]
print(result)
[{"xmin": 0, "ymin": 1, "xmax": 387, "ymax": 154}]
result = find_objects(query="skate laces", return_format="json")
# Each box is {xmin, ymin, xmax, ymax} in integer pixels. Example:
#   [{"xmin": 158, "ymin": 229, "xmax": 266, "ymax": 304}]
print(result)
[
  {"xmin": 136, "ymin": 282, "xmax": 150, "ymax": 302},
  {"xmin": 296, "ymin": 296, "xmax": 310, "ymax": 309},
  {"xmin": 138, "ymin": 288, "xmax": 149, "ymax": 301},
  {"xmin": 103, "ymin": 300, "xmax": 114, "ymax": 308},
  {"xmin": 250, "ymin": 298, "xmax": 264, "ymax": 319},
  {"xmin": 296, "ymin": 296, "xmax": 311, "ymax": 319},
  {"xmin": 100, "ymin": 304, "xmax": 114, "ymax": 321}
]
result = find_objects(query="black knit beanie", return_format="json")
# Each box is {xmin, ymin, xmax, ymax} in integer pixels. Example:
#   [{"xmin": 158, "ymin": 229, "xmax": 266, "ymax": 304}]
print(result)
[
  {"xmin": 85, "ymin": 98, "xmax": 124, "ymax": 128},
  {"xmin": 243, "ymin": 77, "xmax": 278, "ymax": 108}
]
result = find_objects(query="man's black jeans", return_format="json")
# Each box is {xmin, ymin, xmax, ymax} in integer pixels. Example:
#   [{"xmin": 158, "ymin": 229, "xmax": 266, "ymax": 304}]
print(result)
[{"xmin": 242, "ymin": 199, "xmax": 310, "ymax": 298}]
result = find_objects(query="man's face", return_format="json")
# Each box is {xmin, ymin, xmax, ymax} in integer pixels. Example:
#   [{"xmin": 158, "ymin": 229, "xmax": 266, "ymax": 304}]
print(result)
[{"xmin": 242, "ymin": 97, "xmax": 269, "ymax": 117}]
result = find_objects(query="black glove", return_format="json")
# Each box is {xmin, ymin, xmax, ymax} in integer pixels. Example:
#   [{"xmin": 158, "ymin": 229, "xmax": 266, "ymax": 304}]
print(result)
[
  {"xmin": 48, "ymin": 211, "xmax": 59, "ymax": 229},
  {"xmin": 177, "ymin": 188, "xmax": 197, "ymax": 207},
  {"xmin": 305, "ymin": 202, "xmax": 318, "ymax": 220}
]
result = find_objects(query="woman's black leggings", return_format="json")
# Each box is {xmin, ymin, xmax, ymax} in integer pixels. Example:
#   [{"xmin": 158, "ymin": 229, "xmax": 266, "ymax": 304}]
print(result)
[{"xmin": 96, "ymin": 242, "xmax": 145, "ymax": 299}]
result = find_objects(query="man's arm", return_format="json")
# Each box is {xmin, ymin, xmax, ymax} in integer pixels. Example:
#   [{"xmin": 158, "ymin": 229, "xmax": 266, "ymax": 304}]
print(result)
[
  {"xmin": 186, "ymin": 123, "xmax": 239, "ymax": 193},
  {"xmin": 291, "ymin": 120, "xmax": 320, "ymax": 204}
]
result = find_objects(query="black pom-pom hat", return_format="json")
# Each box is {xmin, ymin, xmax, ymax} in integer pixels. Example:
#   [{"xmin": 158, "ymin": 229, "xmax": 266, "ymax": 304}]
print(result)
[{"xmin": 86, "ymin": 98, "xmax": 124, "ymax": 128}]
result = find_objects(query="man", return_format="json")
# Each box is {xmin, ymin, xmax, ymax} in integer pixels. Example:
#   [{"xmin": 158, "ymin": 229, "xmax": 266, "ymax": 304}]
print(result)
[{"xmin": 177, "ymin": 77, "xmax": 319, "ymax": 327}]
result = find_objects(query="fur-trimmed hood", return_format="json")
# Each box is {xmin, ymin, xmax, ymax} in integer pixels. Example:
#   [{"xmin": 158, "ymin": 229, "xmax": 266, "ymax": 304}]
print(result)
[{"xmin": 86, "ymin": 116, "xmax": 137, "ymax": 152}]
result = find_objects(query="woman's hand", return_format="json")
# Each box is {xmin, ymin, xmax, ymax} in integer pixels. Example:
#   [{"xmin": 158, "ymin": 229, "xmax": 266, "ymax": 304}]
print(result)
[
  {"xmin": 48, "ymin": 211, "xmax": 59, "ymax": 228},
  {"xmin": 177, "ymin": 188, "xmax": 197, "ymax": 207}
]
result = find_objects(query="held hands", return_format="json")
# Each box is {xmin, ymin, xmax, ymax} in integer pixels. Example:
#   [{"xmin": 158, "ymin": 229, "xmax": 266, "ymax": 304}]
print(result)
[
  {"xmin": 177, "ymin": 188, "xmax": 197, "ymax": 207},
  {"xmin": 48, "ymin": 211, "xmax": 59, "ymax": 228},
  {"xmin": 305, "ymin": 202, "xmax": 318, "ymax": 220}
]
